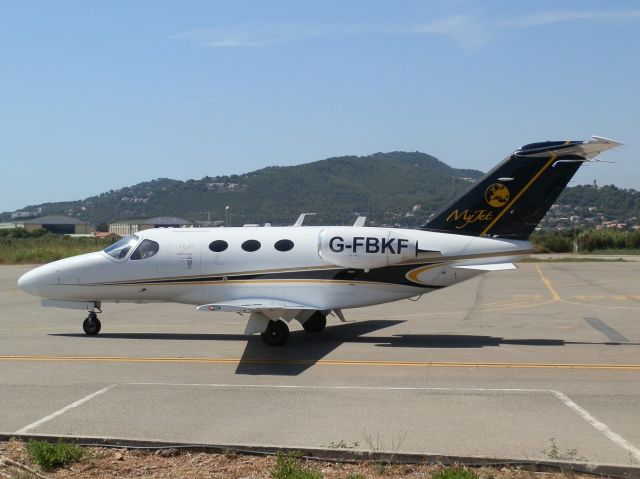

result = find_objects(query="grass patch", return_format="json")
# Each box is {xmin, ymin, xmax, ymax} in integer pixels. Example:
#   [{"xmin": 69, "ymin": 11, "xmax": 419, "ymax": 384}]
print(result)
[
  {"xmin": 0, "ymin": 235, "xmax": 114, "ymax": 264},
  {"xmin": 431, "ymin": 467, "xmax": 478, "ymax": 479},
  {"xmin": 587, "ymin": 249, "xmax": 640, "ymax": 255},
  {"xmin": 270, "ymin": 453, "xmax": 322, "ymax": 479},
  {"xmin": 543, "ymin": 438, "xmax": 586, "ymax": 462},
  {"xmin": 26, "ymin": 439, "xmax": 84, "ymax": 471},
  {"xmin": 7, "ymin": 473, "xmax": 36, "ymax": 479}
]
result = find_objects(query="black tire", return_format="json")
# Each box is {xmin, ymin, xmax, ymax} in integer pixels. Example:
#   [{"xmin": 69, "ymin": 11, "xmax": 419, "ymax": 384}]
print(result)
[
  {"xmin": 83, "ymin": 317, "xmax": 101, "ymax": 336},
  {"xmin": 261, "ymin": 320, "xmax": 289, "ymax": 346},
  {"xmin": 303, "ymin": 311, "xmax": 326, "ymax": 333}
]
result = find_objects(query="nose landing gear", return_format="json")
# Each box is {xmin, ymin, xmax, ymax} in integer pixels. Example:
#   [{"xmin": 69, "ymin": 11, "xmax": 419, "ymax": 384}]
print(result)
[{"xmin": 82, "ymin": 311, "xmax": 102, "ymax": 336}]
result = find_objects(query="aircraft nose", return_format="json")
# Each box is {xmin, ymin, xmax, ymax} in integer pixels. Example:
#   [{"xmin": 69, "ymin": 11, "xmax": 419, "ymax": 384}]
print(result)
[{"xmin": 18, "ymin": 268, "xmax": 42, "ymax": 296}]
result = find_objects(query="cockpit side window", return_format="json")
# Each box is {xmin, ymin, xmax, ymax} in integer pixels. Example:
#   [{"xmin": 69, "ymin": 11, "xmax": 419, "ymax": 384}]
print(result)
[
  {"xmin": 130, "ymin": 239, "xmax": 160, "ymax": 261},
  {"xmin": 103, "ymin": 235, "xmax": 139, "ymax": 260}
]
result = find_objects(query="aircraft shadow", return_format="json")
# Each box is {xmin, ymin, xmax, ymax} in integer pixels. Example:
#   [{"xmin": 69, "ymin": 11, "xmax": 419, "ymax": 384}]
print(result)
[
  {"xmin": 235, "ymin": 320, "xmax": 406, "ymax": 375},
  {"xmin": 50, "ymin": 320, "xmax": 638, "ymax": 377},
  {"xmin": 49, "ymin": 320, "xmax": 406, "ymax": 376}
]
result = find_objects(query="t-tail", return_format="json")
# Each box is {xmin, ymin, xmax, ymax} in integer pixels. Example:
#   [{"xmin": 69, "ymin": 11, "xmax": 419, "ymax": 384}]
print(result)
[{"xmin": 421, "ymin": 136, "xmax": 621, "ymax": 240}]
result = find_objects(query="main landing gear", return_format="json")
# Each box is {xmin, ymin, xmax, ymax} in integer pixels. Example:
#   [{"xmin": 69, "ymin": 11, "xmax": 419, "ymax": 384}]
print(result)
[
  {"xmin": 259, "ymin": 311, "xmax": 328, "ymax": 346},
  {"xmin": 261, "ymin": 320, "xmax": 289, "ymax": 346},
  {"xmin": 302, "ymin": 311, "xmax": 327, "ymax": 333},
  {"xmin": 82, "ymin": 311, "xmax": 101, "ymax": 336}
]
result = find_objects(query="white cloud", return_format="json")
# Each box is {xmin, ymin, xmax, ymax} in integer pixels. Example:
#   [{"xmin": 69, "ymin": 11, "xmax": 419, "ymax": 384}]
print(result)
[
  {"xmin": 168, "ymin": 24, "xmax": 360, "ymax": 48},
  {"xmin": 168, "ymin": 10, "xmax": 640, "ymax": 51},
  {"xmin": 502, "ymin": 10, "xmax": 640, "ymax": 28},
  {"xmin": 169, "ymin": 19, "xmax": 488, "ymax": 51},
  {"xmin": 414, "ymin": 16, "xmax": 489, "ymax": 50}
]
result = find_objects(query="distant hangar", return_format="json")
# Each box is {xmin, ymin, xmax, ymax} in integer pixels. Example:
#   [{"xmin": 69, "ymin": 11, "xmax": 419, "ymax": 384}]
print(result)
[
  {"xmin": 108, "ymin": 216, "xmax": 193, "ymax": 236},
  {"xmin": 19, "ymin": 215, "xmax": 91, "ymax": 235},
  {"xmin": 6, "ymin": 215, "xmax": 194, "ymax": 236}
]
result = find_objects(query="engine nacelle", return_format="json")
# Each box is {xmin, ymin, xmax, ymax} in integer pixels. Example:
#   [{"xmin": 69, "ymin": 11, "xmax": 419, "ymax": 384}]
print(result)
[{"xmin": 318, "ymin": 227, "xmax": 417, "ymax": 270}]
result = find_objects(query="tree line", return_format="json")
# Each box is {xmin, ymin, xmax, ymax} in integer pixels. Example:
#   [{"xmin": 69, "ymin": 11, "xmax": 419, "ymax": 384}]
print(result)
[{"xmin": 531, "ymin": 228, "xmax": 640, "ymax": 253}]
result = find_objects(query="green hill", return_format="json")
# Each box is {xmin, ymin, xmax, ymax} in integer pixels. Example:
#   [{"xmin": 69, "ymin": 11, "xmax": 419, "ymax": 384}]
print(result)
[
  {"xmin": 555, "ymin": 185, "xmax": 640, "ymax": 222},
  {"xmin": 3, "ymin": 151, "xmax": 639, "ymax": 228},
  {"xmin": 2, "ymin": 152, "xmax": 483, "ymax": 227}
]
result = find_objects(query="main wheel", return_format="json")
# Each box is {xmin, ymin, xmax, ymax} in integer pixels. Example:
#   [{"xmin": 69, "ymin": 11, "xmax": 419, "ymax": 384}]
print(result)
[
  {"xmin": 83, "ymin": 316, "xmax": 101, "ymax": 336},
  {"xmin": 303, "ymin": 311, "xmax": 326, "ymax": 333},
  {"xmin": 261, "ymin": 320, "xmax": 289, "ymax": 346}
]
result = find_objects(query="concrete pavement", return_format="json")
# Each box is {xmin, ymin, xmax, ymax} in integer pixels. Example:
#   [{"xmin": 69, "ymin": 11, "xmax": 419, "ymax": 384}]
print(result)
[{"xmin": 1, "ymin": 262, "xmax": 639, "ymax": 466}]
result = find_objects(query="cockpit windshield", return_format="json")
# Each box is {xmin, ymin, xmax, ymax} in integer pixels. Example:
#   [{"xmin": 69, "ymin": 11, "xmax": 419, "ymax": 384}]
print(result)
[{"xmin": 103, "ymin": 235, "xmax": 139, "ymax": 260}]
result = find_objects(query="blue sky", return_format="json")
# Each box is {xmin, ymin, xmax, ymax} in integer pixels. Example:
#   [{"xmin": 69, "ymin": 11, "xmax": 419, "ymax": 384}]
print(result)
[{"xmin": 1, "ymin": 1, "xmax": 639, "ymax": 213}]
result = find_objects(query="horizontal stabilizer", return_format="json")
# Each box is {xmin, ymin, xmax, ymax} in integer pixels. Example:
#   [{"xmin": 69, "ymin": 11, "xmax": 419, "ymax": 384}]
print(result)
[
  {"xmin": 519, "ymin": 136, "xmax": 622, "ymax": 160},
  {"xmin": 197, "ymin": 298, "xmax": 317, "ymax": 313},
  {"xmin": 453, "ymin": 263, "xmax": 517, "ymax": 271}
]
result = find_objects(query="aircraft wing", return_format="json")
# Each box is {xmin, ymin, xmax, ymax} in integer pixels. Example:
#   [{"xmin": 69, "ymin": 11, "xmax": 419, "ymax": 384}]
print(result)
[
  {"xmin": 453, "ymin": 263, "xmax": 517, "ymax": 271},
  {"xmin": 197, "ymin": 298, "xmax": 318, "ymax": 313}
]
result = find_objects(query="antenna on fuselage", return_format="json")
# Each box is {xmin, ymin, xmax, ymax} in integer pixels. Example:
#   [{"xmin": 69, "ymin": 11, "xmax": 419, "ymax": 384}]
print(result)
[
  {"xmin": 353, "ymin": 216, "xmax": 366, "ymax": 227},
  {"xmin": 293, "ymin": 213, "xmax": 316, "ymax": 226}
]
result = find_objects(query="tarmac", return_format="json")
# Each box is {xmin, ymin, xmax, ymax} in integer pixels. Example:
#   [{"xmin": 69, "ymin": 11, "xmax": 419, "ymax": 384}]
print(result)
[{"xmin": 1, "ymin": 262, "xmax": 639, "ymax": 466}]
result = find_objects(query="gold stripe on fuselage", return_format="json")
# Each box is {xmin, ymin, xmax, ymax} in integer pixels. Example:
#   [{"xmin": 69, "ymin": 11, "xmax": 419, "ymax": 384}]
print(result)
[
  {"xmin": 405, "ymin": 263, "xmax": 449, "ymax": 284},
  {"xmin": 83, "ymin": 250, "xmax": 532, "ymax": 288}
]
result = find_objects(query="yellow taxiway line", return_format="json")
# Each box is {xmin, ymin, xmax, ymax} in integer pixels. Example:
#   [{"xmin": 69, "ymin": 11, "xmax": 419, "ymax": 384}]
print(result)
[{"xmin": 0, "ymin": 355, "xmax": 639, "ymax": 370}]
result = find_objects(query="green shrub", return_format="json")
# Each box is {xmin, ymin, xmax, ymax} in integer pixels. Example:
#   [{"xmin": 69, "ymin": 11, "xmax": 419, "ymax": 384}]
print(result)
[
  {"xmin": 431, "ymin": 467, "xmax": 478, "ymax": 479},
  {"xmin": 26, "ymin": 439, "xmax": 84, "ymax": 470},
  {"xmin": 532, "ymin": 228, "xmax": 640, "ymax": 254},
  {"xmin": 270, "ymin": 453, "xmax": 322, "ymax": 479},
  {"xmin": 530, "ymin": 230, "xmax": 574, "ymax": 253}
]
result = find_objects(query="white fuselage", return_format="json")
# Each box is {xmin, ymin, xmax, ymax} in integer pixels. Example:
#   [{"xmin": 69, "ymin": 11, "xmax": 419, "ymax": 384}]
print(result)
[{"xmin": 18, "ymin": 226, "xmax": 531, "ymax": 311}]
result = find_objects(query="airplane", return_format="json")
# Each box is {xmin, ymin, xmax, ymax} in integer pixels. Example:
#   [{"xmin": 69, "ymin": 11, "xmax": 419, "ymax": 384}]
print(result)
[{"xmin": 17, "ymin": 136, "xmax": 621, "ymax": 346}]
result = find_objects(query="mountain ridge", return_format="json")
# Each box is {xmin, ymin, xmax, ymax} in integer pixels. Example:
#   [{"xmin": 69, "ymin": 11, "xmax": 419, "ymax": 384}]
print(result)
[
  {"xmin": 3, "ymin": 151, "xmax": 484, "ymax": 227},
  {"xmin": 3, "ymin": 151, "xmax": 639, "ymax": 229}
]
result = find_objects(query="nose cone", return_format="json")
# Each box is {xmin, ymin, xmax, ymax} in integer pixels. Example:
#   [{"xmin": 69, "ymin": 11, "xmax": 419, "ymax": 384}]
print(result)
[{"xmin": 18, "ymin": 268, "xmax": 42, "ymax": 297}]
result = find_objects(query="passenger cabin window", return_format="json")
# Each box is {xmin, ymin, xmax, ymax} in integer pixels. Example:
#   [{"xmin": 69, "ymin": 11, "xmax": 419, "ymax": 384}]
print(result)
[
  {"xmin": 241, "ymin": 239, "xmax": 261, "ymax": 252},
  {"xmin": 130, "ymin": 239, "xmax": 160, "ymax": 260},
  {"xmin": 209, "ymin": 240, "xmax": 228, "ymax": 252},
  {"xmin": 274, "ymin": 239, "xmax": 294, "ymax": 252},
  {"xmin": 103, "ymin": 235, "xmax": 139, "ymax": 260}
]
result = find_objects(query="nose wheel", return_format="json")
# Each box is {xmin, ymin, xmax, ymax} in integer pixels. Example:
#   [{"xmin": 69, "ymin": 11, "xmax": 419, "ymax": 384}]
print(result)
[{"xmin": 82, "ymin": 312, "xmax": 102, "ymax": 336}]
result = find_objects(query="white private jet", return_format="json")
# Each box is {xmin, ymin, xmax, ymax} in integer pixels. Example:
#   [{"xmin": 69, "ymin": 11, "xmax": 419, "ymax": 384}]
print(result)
[{"xmin": 18, "ymin": 137, "xmax": 620, "ymax": 345}]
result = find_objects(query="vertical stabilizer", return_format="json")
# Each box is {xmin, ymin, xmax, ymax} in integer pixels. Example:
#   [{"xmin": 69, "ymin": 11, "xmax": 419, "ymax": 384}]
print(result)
[{"xmin": 422, "ymin": 137, "xmax": 621, "ymax": 240}]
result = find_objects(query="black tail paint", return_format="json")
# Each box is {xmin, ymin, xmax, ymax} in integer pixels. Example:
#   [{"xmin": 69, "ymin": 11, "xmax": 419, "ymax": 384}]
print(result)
[{"xmin": 421, "ymin": 141, "xmax": 590, "ymax": 240}]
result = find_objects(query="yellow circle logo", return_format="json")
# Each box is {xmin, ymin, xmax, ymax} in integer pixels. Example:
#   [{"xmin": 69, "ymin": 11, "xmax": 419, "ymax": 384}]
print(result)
[{"xmin": 485, "ymin": 183, "xmax": 510, "ymax": 208}]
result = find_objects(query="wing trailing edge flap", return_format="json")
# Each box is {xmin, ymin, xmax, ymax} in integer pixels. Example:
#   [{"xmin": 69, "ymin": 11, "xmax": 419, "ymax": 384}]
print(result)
[
  {"xmin": 197, "ymin": 298, "xmax": 317, "ymax": 314},
  {"xmin": 453, "ymin": 263, "xmax": 517, "ymax": 271}
]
